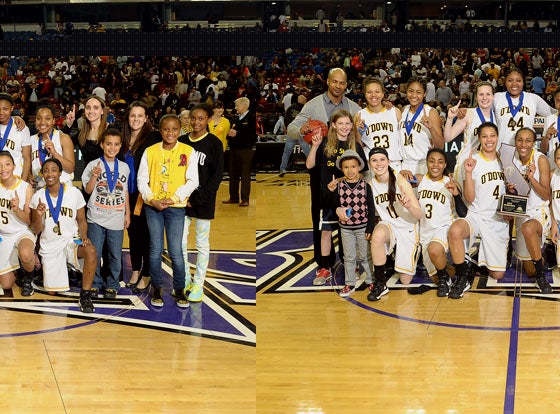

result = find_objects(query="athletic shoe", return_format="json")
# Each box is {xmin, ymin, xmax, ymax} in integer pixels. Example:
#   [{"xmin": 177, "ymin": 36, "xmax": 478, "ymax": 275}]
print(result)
[
  {"xmin": 174, "ymin": 288, "xmax": 189, "ymax": 308},
  {"xmin": 187, "ymin": 283, "xmax": 204, "ymax": 302},
  {"xmin": 449, "ymin": 276, "xmax": 471, "ymax": 299},
  {"xmin": 21, "ymin": 281, "xmax": 34, "ymax": 297},
  {"xmin": 535, "ymin": 274, "xmax": 553, "ymax": 294},
  {"xmin": 339, "ymin": 285, "xmax": 355, "ymax": 298},
  {"xmin": 185, "ymin": 279, "xmax": 194, "ymax": 294},
  {"xmin": 436, "ymin": 275, "xmax": 451, "ymax": 297},
  {"xmin": 367, "ymin": 283, "xmax": 389, "ymax": 301},
  {"xmin": 104, "ymin": 289, "xmax": 117, "ymax": 299},
  {"xmin": 79, "ymin": 290, "xmax": 95, "ymax": 313},
  {"xmin": 313, "ymin": 268, "xmax": 331, "ymax": 286},
  {"xmin": 150, "ymin": 288, "xmax": 164, "ymax": 307}
]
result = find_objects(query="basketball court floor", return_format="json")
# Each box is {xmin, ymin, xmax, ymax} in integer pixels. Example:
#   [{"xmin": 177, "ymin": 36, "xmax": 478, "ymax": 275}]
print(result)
[
  {"xmin": 257, "ymin": 172, "xmax": 560, "ymax": 414},
  {"xmin": 0, "ymin": 184, "xmax": 255, "ymax": 414}
]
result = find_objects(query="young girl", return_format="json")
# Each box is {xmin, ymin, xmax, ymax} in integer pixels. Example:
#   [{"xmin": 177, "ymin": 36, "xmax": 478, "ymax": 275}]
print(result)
[
  {"xmin": 326, "ymin": 149, "xmax": 375, "ymax": 298},
  {"xmin": 416, "ymin": 149, "xmax": 464, "ymax": 297},
  {"xmin": 447, "ymin": 122, "xmax": 509, "ymax": 299},
  {"xmin": 369, "ymin": 147, "xmax": 423, "ymax": 301},
  {"xmin": 399, "ymin": 77, "xmax": 444, "ymax": 180},
  {"xmin": 354, "ymin": 77, "xmax": 402, "ymax": 171},
  {"xmin": 0, "ymin": 151, "xmax": 35, "ymax": 296},
  {"xmin": 493, "ymin": 67, "xmax": 555, "ymax": 146},
  {"xmin": 511, "ymin": 128, "xmax": 552, "ymax": 293},
  {"xmin": 81, "ymin": 129, "xmax": 130, "ymax": 299},
  {"xmin": 179, "ymin": 103, "xmax": 224, "ymax": 302},
  {"xmin": 137, "ymin": 114, "xmax": 199, "ymax": 308},
  {"xmin": 30, "ymin": 158, "xmax": 97, "ymax": 313},
  {"xmin": 306, "ymin": 109, "xmax": 368, "ymax": 286},
  {"xmin": 444, "ymin": 81, "xmax": 495, "ymax": 179},
  {"xmin": 30, "ymin": 100, "xmax": 75, "ymax": 188}
]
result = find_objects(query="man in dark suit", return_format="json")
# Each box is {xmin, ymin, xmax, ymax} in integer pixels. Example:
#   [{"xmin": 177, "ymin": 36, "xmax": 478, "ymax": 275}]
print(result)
[{"xmin": 223, "ymin": 97, "xmax": 256, "ymax": 207}]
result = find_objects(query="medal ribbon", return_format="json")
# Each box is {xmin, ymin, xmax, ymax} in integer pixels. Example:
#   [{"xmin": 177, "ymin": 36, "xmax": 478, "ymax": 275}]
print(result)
[
  {"xmin": 101, "ymin": 155, "xmax": 118, "ymax": 193},
  {"xmin": 405, "ymin": 103, "xmax": 424, "ymax": 136},
  {"xmin": 0, "ymin": 118, "xmax": 13, "ymax": 151},
  {"xmin": 38, "ymin": 129, "xmax": 54, "ymax": 166},
  {"xmin": 476, "ymin": 107, "xmax": 494, "ymax": 124},
  {"xmin": 505, "ymin": 91, "xmax": 524, "ymax": 118},
  {"xmin": 45, "ymin": 183, "xmax": 64, "ymax": 224}
]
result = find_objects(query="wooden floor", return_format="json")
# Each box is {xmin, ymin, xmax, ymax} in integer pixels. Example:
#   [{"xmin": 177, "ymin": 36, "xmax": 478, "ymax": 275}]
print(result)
[
  {"xmin": 1, "ymin": 183, "xmax": 255, "ymax": 414},
  {"xmin": 257, "ymin": 172, "xmax": 560, "ymax": 414}
]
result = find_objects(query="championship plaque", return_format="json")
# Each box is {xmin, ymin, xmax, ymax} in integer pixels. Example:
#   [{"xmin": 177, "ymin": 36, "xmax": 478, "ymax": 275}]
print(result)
[{"xmin": 498, "ymin": 144, "xmax": 529, "ymax": 217}]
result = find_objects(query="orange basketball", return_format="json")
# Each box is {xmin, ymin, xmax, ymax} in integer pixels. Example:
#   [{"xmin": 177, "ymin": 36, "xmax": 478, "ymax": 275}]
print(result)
[{"xmin": 303, "ymin": 119, "xmax": 329, "ymax": 144}]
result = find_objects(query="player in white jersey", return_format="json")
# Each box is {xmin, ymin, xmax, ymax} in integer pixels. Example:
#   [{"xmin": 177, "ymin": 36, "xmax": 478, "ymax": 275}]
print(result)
[
  {"xmin": 548, "ymin": 146, "xmax": 560, "ymax": 268},
  {"xmin": 444, "ymin": 82, "xmax": 495, "ymax": 180},
  {"xmin": 29, "ymin": 158, "xmax": 97, "ymax": 313},
  {"xmin": 29, "ymin": 101, "xmax": 75, "ymax": 189},
  {"xmin": 493, "ymin": 68, "xmax": 555, "ymax": 146},
  {"xmin": 0, "ymin": 93, "xmax": 31, "ymax": 180},
  {"xmin": 354, "ymin": 77, "xmax": 402, "ymax": 172},
  {"xmin": 399, "ymin": 77, "xmax": 444, "ymax": 179},
  {"xmin": 416, "ymin": 148, "xmax": 466, "ymax": 297},
  {"xmin": 511, "ymin": 128, "xmax": 552, "ymax": 293},
  {"xmin": 447, "ymin": 122, "xmax": 509, "ymax": 299},
  {"xmin": 0, "ymin": 151, "xmax": 36, "ymax": 296},
  {"xmin": 368, "ymin": 147, "xmax": 423, "ymax": 301},
  {"xmin": 539, "ymin": 89, "xmax": 560, "ymax": 169}
]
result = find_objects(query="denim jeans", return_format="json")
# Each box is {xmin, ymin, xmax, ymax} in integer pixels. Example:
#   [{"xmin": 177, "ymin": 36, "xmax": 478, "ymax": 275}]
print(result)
[
  {"xmin": 182, "ymin": 216, "xmax": 211, "ymax": 286},
  {"xmin": 87, "ymin": 222, "xmax": 124, "ymax": 290},
  {"xmin": 279, "ymin": 138, "xmax": 310, "ymax": 172},
  {"xmin": 145, "ymin": 206, "xmax": 186, "ymax": 290}
]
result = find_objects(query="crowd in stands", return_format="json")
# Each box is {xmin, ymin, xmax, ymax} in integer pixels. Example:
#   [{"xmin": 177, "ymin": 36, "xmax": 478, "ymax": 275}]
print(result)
[{"xmin": 1, "ymin": 49, "xmax": 560, "ymax": 138}]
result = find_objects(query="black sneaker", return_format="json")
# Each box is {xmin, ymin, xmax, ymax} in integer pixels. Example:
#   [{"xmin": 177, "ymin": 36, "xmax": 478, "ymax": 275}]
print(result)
[
  {"xmin": 104, "ymin": 289, "xmax": 117, "ymax": 299},
  {"xmin": 21, "ymin": 281, "xmax": 34, "ymax": 297},
  {"xmin": 79, "ymin": 290, "xmax": 95, "ymax": 313},
  {"xmin": 436, "ymin": 275, "xmax": 450, "ymax": 297},
  {"xmin": 173, "ymin": 288, "xmax": 189, "ymax": 308},
  {"xmin": 367, "ymin": 283, "xmax": 389, "ymax": 301},
  {"xmin": 150, "ymin": 287, "xmax": 164, "ymax": 307},
  {"xmin": 449, "ymin": 276, "xmax": 471, "ymax": 299},
  {"xmin": 535, "ymin": 274, "xmax": 553, "ymax": 294}
]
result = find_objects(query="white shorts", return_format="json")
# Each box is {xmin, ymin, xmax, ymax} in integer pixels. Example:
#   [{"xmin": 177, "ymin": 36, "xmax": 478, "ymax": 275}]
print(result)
[
  {"xmin": 378, "ymin": 220, "xmax": 419, "ymax": 275},
  {"xmin": 420, "ymin": 225, "xmax": 450, "ymax": 276},
  {"xmin": 401, "ymin": 159, "xmax": 427, "ymax": 175},
  {"xmin": 460, "ymin": 213, "xmax": 509, "ymax": 272},
  {"xmin": 0, "ymin": 230, "xmax": 36, "ymax": 275},
  {"xmin": 515, "ymin": 207, "xmax": 551, "ymax": 261},
  {"xmin": 41, "ymin": 240, "xmax": 82, "ymax": 292}
]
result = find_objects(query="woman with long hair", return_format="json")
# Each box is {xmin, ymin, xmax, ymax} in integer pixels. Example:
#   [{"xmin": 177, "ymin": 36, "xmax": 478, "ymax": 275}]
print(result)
[
  {"xmin": 121, "ymin": 101, "xmax": 160, "ymax": 291},
  {"xmin": 368, "ymin": 147, "xmax": 423, "ymax": 300}
]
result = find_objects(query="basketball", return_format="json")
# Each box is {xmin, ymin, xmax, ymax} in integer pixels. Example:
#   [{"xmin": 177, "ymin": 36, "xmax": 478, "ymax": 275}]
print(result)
[{"xmin": 303, "ymin": 119, "xmax": 329, "ymax": 144}]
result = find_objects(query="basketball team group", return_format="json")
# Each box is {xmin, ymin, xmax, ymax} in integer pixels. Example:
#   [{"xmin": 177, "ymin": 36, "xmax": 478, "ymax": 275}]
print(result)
[
  {"xmin": 0, "ymin": 94, "xmax": 229, "ymax": 313},
  {"xmin": 286, "ymin": 67, "xmax": 560, "ymax": 301}
]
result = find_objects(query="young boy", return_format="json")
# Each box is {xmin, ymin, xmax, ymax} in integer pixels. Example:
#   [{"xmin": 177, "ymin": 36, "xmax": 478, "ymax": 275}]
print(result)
[
  {"xmin": 326, "ymin": 149, "xmax": 376, "ymax": 297},
  {"xmin": 82, "ymin": 128, "xmax": 130, "ymax": 299}
]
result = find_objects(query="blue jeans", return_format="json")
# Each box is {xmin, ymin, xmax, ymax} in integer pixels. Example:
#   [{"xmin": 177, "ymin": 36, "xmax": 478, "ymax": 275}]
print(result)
[
  {"xmin": 182, "ymin": 216, "xmax": 211, "ymax": 286},
  {"xmin": 145, "ymin": 206, "xmax": 186, "ymax": 290},
  {"xmin": 87, "ymin": 222, "xmax": 124, "ymax": 290},
  {"xmin": 279, "ymin": 138, "xmax": 310, "ymax": 172}
]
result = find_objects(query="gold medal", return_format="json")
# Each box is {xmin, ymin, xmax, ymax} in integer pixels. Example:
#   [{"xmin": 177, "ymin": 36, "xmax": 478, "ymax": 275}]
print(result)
[{"xmin": 53, "ymin": 224, "xmax": 61, "ymax": 235}]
